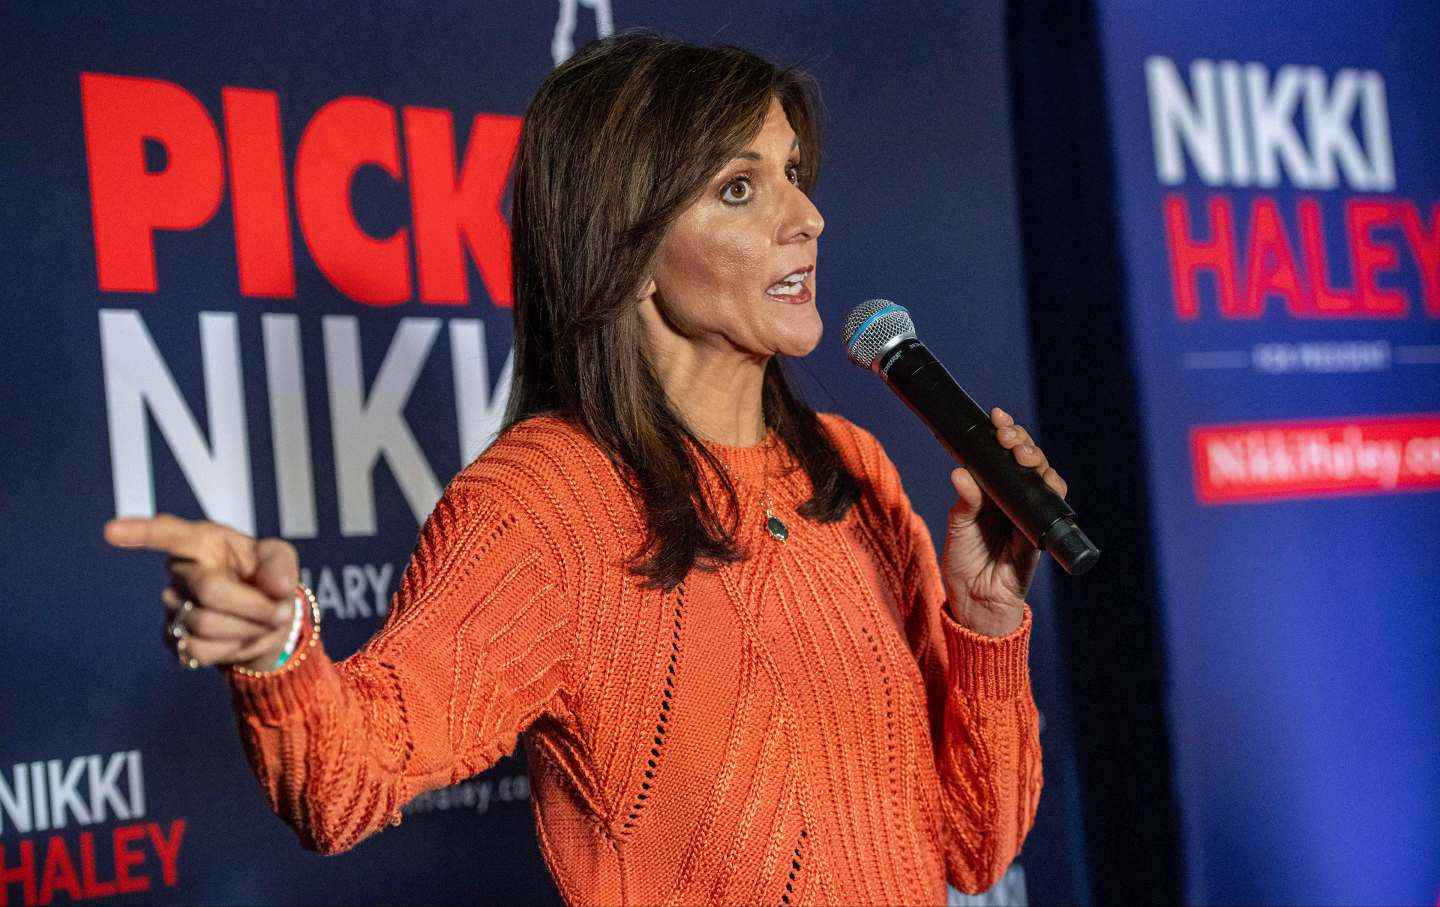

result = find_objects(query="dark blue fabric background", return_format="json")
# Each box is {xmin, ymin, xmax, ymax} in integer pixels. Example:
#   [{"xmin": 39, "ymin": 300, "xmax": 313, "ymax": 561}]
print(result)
[{"xmin": 0, "ymin": 2, "xmax": 1087, "ymax": 904}]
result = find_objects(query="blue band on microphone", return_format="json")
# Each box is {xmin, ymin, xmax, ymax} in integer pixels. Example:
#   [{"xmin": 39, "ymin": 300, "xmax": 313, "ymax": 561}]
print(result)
[{"xmin": 846, "ymin": 304, "xmax": 906, "ymax": 357}]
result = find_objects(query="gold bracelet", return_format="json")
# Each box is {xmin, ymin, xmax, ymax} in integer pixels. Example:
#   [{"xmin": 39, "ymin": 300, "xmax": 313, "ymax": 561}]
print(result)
[{"xmin": 229, "ymin": 583, "xmax": 322, "ymax": 679}]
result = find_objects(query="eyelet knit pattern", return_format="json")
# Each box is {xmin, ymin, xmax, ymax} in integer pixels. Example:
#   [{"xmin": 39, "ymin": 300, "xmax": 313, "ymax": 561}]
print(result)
[{"xmin": 226, "ymin": 412, "xmax": 1042, "ymax": 906}]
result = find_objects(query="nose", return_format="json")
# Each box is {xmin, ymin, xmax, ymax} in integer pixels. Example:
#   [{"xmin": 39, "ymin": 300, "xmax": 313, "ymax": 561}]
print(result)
[{"xmin": 783, "ymin": 184, "xmax": 824, "ymax": 243}]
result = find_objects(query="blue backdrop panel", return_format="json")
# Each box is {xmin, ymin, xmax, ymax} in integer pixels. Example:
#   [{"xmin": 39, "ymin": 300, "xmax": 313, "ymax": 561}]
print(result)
[
  {"xmin": 0, "ymin": 2, "xmax": 1086, "ymax": 904},
  {"xmin": 1093, "ymin": 2, "xmax": 1440, "ymax": 903}
]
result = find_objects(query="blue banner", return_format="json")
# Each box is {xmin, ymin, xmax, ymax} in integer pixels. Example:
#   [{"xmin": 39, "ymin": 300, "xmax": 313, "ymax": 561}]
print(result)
[{"xmin": 1094, "ymin": 2, "xmax": 1440, "ymax": 903}]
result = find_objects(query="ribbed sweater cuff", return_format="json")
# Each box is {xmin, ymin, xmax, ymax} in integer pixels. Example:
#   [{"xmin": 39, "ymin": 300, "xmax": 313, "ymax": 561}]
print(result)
[
  {"xmin": 224, "ymin": 619, "xmax": 337, "ymax": 725},
  {"xmin": 941, "ymin": 604, "xmax": 1033, "ymax": 700}
]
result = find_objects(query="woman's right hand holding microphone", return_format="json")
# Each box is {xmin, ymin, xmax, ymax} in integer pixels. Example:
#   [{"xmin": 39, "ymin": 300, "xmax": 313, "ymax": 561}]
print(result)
[{"xmin": 104, "ymin": 514, "xmax": 305, "ymax": 673}]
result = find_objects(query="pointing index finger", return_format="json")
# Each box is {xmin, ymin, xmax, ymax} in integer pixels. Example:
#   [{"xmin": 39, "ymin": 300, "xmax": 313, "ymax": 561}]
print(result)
[{"xmin": 103, "ymin": 514, "xmax": 216, "ymax": 563}]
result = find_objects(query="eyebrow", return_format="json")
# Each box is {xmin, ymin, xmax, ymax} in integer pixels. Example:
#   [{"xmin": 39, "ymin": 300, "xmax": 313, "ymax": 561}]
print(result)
[{"xmin": 733, "ymin": 137, "xmax": 801, "ymax": 162}]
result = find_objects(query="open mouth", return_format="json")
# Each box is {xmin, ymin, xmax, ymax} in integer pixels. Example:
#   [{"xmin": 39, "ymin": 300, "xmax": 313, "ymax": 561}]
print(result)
[{"xmin": 765, "ymin": 266, "xmax": 813, "ymax": 298}]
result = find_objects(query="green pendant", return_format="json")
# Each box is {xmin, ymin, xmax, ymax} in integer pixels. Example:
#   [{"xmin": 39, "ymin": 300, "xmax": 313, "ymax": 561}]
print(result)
[{"xmin": 766, "ymin": 515, "xmax": 789, "ymax": 542}]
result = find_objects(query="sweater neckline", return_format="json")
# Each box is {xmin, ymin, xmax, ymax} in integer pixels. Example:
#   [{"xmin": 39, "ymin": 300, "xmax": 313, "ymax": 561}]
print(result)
[{"xmin": 697, "ymin": 427, "xmax": 782, "ymax": 486}]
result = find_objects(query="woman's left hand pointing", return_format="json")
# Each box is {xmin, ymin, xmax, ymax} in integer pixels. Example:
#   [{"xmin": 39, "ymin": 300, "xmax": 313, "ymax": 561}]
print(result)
[{"xmin": 939, "ymin": 407, "xmax": 1068, "ymax": 637}]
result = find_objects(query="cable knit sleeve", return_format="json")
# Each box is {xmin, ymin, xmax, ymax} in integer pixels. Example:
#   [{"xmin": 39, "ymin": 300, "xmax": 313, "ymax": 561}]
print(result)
[
  {"xmin": 222, "ymin": 472, "xmax": 575, "ymax": 855},
  {"xmin": 821, "ymin": 413, "xmax": 1043, "ymax": 894}
]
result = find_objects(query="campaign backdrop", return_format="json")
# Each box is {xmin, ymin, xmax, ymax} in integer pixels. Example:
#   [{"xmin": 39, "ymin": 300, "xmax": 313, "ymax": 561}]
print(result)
[
  {"xmin": 1093, "ymin": 1, "xmax": 1440, "ymax": 903},
  {"xmin": 0, "ymin": 3, "xmax": 1087, "ymax": 905}
]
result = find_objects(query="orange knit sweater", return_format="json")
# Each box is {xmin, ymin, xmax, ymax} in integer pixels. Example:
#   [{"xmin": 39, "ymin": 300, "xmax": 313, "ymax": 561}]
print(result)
[{"xmin": 226, "ymin": 413, "xmax": 1042, "ymax": 906}]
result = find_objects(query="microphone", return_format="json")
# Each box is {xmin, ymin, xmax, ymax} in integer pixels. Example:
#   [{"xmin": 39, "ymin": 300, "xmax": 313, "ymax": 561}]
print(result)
[{"xmin": 842, "ymin": 299, "xmax": 1100, "ymax": 576}]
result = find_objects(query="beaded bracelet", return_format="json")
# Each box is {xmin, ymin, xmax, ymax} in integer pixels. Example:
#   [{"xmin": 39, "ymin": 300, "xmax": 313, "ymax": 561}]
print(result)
[
  {"xmin": 270, "ymin": 587, "xmax": 306, "ymax": 669},
  {"xmin": 229, "ymin": 583, "xmax": 322, "ymax": 679}
]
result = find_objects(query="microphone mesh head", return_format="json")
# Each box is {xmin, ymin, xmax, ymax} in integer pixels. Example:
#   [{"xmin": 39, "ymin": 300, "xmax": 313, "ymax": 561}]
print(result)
[{"xmin": 842, "ymin": 298, "xmax": 916, "ymax": 370}]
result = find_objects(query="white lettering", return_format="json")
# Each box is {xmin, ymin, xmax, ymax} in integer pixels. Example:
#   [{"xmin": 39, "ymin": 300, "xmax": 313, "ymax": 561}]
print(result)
[
  {"xmin": 88, "ymin": 752, "xmax": 131, "ymax": 823},
  {"xmin": 1303, "ymin": 68, "xmax": 1371, "ymax": 189},
  {"xmin": 1246, "ymin": 63, "xmax": 1315, "ymax": 187},
  {"xmin": 341, "ymin": 564, "xmax": 371, "ymax": 618},
  {"xmin": 401, "ymin": 773, "xmax": 529, "ymax": 816},
  {"xmin": 100, "ymin": 309, "xmax": 255, "ymax": 534},
  {"xmin": 0, "ymin": 763, "xmax": 30, "ymax": 835},
  {"xmin": 449, "ymin": 318, "xmax": 513, "ymax": 465},
  {"xmin": 1252, "ymin": 341, "xmax": 1391, "ymax": 374},
  {"xmin": 1406, "ymin": 436, "xmax": 1440, "ymax": 474},
  {"xmin": 1147, "ymin": 56, "xmax": 1225, "ymax": 185},
  {"xmin": 103, "ymin": 313, "xmax": 512, "ymax": 541},
  {"xmin": 0, "ymin": 751, "xmax": 143, "ymax": 836},
  {"xmin": 1218, "ymin": 61, "xmax": 1251, "ymax": 184},
  {"xmin": 46, "ymin": 758, "xmax": 91, "ymax": 828},
  {"xmin": 1360, "ymin": 72, "xmax": 1396, "ymax": 191},
  {"xmin": 324, "ymin": 316, "xmax": 444, "ymax": 536},
  {"xmin": 263, "ymin": 314, "xmax": 318, "ymax": 538},
  {"xmin": 312, "ymin": 565, "xmax": 344, "ymax": 619},
  {"xmin": 30, "ymin": 762, "xmax": 47, "ymax": 832},
  {"xmin": 364, "ymin": 562, "xmax": 394, "ymax": 616},
  {"xmin": 300, "ymin": 562, "xmax": 394, "ymax": 620},
  {"xmin": 1146, "ymin": 56, "xmax": 1394, "ymax": 190},
  {"xmin": 1207, "ymin": 429, "xmax": 1404, "ymax": 489},
  {"xmin": 126, "ymin": 750, "xmax": 145, "ymax": 819}
]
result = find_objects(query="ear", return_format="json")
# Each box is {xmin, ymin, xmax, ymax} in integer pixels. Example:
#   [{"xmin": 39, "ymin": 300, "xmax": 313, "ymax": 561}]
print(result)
[{"xmin": 638, "ymin": 276, "xmax": 657, "ymax": 301}]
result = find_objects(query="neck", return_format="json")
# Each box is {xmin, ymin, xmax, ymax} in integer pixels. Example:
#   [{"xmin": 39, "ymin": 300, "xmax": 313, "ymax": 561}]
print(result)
[
  {"xmin": 642, "ymin": 333, "xmax": 768, "ymax": 447},
  {"xmin": 667, "ymin": 356, "xmax": 768, "ymax": 446}
]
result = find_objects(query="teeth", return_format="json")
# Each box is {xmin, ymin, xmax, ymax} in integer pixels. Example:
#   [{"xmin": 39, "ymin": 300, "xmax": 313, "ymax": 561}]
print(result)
[{"xmin": 767, "ymin": 270, "xmax": 808, "ymax": 294}]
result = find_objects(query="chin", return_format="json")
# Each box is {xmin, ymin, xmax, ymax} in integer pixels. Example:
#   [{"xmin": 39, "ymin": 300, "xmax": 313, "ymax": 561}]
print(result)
[
  {"xmin": 774, "ymin": 327, "xmax": 824, "ymax": 358},
  {"xmin": 757, "ymin": 299, "xmax": 823, "ymax": 357}
]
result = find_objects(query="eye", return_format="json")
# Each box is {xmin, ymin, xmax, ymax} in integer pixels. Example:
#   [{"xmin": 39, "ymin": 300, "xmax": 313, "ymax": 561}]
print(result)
[
  {"xmin": 786, "ymin": 162, "xmax": 801, "ymax": 185},
  {"xmin": 721, "ymin": 176, "xmax": 753, "ymax": 205}
]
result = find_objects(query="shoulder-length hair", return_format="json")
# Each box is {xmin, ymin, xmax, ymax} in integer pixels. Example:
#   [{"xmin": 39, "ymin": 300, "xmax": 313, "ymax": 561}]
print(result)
[{"xmin": 503, "ymin": 30, "xmax": 860, "ymax": 591}]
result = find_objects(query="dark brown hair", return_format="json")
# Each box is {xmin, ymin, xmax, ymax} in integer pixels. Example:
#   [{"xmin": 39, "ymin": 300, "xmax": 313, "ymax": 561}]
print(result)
[{"xmin": 504, "ymin": 30, "xmax": 860, "ymax": 590}]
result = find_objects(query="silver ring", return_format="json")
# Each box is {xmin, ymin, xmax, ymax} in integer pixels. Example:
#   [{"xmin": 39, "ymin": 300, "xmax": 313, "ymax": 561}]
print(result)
[
  {"xmin": 170, "ymin": 601, "xmax": 201, "ymax": 669},
  {"xmin": 167, "ymin": 599, "xmax": 193, "ymax": 637},
  {"xmin": 175, "ymin": 636, "xmax": 200, "ymax": 670}
]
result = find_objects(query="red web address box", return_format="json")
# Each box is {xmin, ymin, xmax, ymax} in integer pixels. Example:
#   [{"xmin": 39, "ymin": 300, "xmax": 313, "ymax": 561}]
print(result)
[{"xmin": 1191, "ymin": 413, "xmax": 1440, "ymax": 503}]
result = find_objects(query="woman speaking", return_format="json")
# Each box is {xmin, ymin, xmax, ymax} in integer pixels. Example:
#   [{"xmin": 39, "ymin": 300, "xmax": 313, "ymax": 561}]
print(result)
[{"xmin": 105, "ymin": 32, "xmax": 1067, "ymax": 906}]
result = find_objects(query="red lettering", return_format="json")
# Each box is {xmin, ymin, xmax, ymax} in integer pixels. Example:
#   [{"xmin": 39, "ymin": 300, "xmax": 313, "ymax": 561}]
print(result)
[
  {"xmin": 111, "ymin": 825, "xmax": 149, "ymax": 895},
  {"xmin": 1296, "ymin": 198, "xmax": 1360, "ymax": 316},
  {"xmin": 1345, "ymin": 199, "xmax": 1408, "ymax": 316},
  {"xmin": 405, "ymin": 108, "xmax": 520, "ymax": 307},
  {"xmin": 1243, "ymin": 197, "xmax": 1306, "ymax": 318},
  {"xmin": 1165, "ymin": 194, "xmax": 1240, "ymax": 319},
  {"xmin": 146, "ymin": 820, "xmax": 185, "ymax": 887},
  {"xmin": 295, "ymin": 97, "xmax": 410, "ymax": 304},
  {"xmin": 222, "ymin": 87, "xmax": 295, "ymax": 298},
  {"xmin": 80, "ymin": 73, "xmax": 224, "ymax": 293},
  {"xmin": 37, "ymin": 837, "xmax": 79, "ymax": 906},
  {"xmin": 1398, "ymin": 201, "xmax": 1440, "ymax": 317},
  {"xmin": 77, "ymin": 833, "xmax": 114, "ymax": 899},
  {"xmin": 0, "ymin": 839, "xmax": 36, "ymax": 907},
  {"xmin": 1167, "ymin": 193, "xmax": 1440, "ymax": 322},
  {"xmin": 81, "ymin": 74, "xmax": 522, "ymax": 305}
]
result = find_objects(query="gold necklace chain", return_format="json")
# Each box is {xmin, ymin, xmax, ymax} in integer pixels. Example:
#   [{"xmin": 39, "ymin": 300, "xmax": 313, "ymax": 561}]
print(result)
[{"xmin": 761, "ymin": 434, "xmax": 789, "ymax": 543}]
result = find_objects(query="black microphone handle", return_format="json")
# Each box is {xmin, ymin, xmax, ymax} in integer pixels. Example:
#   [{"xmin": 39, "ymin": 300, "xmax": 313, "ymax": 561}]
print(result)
[{"xmin": 878, "ymin": 339, "xmax": 1100, "ymax": 576}]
